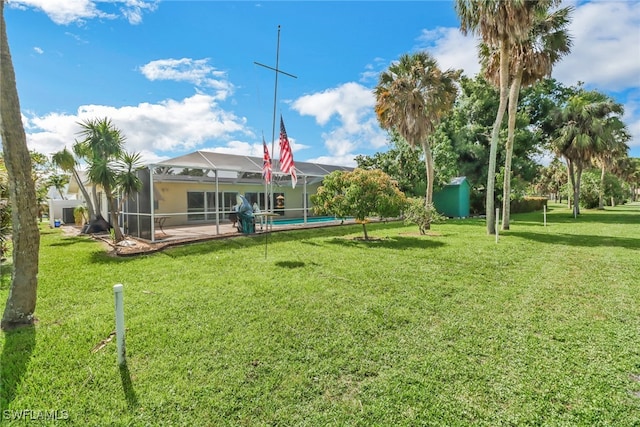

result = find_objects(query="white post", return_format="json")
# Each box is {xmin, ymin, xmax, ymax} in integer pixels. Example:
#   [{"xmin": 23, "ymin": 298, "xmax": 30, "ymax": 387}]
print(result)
[
  {"xmin": 495, "ymin": 208, "xmax": 500, "ymax": 243},
  {"xmin": 544, "ymin": 205, "xmax": 547, "ymax": 227},
  {"xmin": 114, "ymin": 284, "xmax": 126, "ymax": 365}
]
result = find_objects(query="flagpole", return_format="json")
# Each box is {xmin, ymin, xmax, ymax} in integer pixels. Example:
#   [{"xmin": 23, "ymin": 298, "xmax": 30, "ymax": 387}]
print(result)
[
  {"xmin": 270, "ymin": 25, "xmax": 281, "ymax": 213},
  {"xmin": 254, "ymin": 25, "xmax": 297, "ymax": 215},
  {"xmin": 254, "ymin": 25, "xmax": 297, "ymax": 258}
]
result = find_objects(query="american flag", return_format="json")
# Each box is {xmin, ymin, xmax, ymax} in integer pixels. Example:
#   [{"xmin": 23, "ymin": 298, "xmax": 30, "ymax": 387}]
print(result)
[
  {"xmin": 262, "ymin": 136, "xmax": 272, "ymax": 184},
  {"xmin": 279, "ymin": 116, "xmax": 297, "ymax": 188}
]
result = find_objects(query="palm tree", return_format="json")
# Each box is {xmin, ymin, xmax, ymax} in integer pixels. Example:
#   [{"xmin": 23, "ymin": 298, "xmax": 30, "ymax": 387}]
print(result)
[
  {"xmin": 456, "ymin": 0, "xmax": 546, "ymax": 234},
  {"xmin": 47, "ymin": 173, "xmax": 70, "ymax": 200},
  {"xmin": 1, "ymin": 0, "xmax": 40, "ymax": 330},
  {"xmin": 52, "ymin": 147, "xmax": 98, "ymax": 226},
  {"xmin": 481, "ymin": 3, "xmax": 572, "ymax": 229},
  {"xmin": 116, "ymin": 151, "xmax": 144, "ymax": 213},
  {"xmin": 374, "ymin": 52, "xmax": 459, "ymax": 226},
  {"xmin": 592, "ymin": 116, "xmax": 629, "ymax": 209},
  {"xmin": 552, "ymin": 90, "xmax": 624, "ymax": 216},
  {"xmin": 76, "ymin": 118, "xmax": 127, "ymax": 242}
]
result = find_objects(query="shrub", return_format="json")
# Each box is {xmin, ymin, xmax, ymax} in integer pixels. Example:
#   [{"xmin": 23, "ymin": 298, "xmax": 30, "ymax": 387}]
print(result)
[
  {"xmin": 74, "ymin": 205, "xmax": 88, "ymax": 225},
  {"xmin": 579, "ymin": 169, "xmax": 628, "ymax": 209},
  {"xmin": 510, "ymin": 197, "xmax": 547, "ymax": 214},
  {"xmin": 404, "ymin": 198, "xmax": 445, "ymax": 235}
]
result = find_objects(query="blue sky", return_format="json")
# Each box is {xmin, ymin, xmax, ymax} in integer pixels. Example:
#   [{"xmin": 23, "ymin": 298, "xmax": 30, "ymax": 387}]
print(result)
[{"xmin": 5, "ymin": 0, "xmax": 640, "ymax": 167}]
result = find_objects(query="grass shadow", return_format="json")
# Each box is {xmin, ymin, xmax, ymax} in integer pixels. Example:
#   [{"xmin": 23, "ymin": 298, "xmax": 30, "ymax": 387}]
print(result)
[
  {"xmin": 508, "ymin": 230, "xmax": 640, "ymax": 250},
  {"xmin": 275, "ymin": 261, "xmax": 306, "ymax": 269},
  {"xmin": 133, "ymin": 223, "xmax": 403, "ymax": 260},
  {"xmin": 75, "ymin": 221, "xmax": 423, "ymax": 263},
  {"xmin": 119, "ymin": 362, "xmax": 139, "ymax": 410},
  {"xmin": 1, "ymin": 325, "xmax": 36, "ymax": 413},
  {"xmin": 49, "ymin": 236, "xmax": 97, "ymax": 248},
  {"xmin": 327, "ymin": 235, "xmax": 446, "ymax": 250}
]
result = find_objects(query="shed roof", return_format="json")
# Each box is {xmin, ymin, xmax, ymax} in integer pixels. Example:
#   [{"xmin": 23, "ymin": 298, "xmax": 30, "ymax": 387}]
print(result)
[{"xmin": 447, "ymin": 176, "xmax": 469, "ymax": 186}]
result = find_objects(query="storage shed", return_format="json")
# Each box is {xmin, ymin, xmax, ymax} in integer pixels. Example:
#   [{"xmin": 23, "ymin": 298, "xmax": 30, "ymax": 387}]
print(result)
[{"xmin": 433, "ymin": 176, "xmax": 470, "ymax": 218}]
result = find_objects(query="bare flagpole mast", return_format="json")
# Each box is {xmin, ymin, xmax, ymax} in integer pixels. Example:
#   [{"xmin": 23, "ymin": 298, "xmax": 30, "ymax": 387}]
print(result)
[
  {"xmin": 254, "ymin": 24, "xmax": 297, "ymax": 214},
  {"xmin": 254, "ymin": 25, "xmax": 297, "ymax": 258}
]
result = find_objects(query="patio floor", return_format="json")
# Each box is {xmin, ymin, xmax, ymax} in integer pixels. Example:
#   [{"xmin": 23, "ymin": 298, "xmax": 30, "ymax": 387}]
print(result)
[{"xmin": 109, "ymin": 217, "xmax": 356, "ymax": 256}]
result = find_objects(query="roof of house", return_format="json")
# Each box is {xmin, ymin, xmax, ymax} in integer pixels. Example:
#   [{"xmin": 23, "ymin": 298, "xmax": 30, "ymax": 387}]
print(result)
[{"xmin": 153, "ymin": 150, "xmax": 353, "ymax": 178}]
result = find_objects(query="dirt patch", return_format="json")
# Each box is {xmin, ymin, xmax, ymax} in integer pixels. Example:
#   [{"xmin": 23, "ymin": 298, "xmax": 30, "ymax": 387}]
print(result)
[{"xmin": 60, "ymin": 225, "xmax": 165, "ymax": 256}]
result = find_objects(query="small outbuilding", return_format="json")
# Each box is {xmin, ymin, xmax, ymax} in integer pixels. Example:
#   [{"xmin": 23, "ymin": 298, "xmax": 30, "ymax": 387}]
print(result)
[{"xmin": 433, "ymin": 176, "xmax": 471, "ymax": 218}]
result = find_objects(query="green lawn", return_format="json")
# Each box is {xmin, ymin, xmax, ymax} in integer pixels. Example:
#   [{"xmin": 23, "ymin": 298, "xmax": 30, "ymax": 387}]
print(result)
[{"xmin": 2, "ymin": 203, "xmax": 640, "ymax": 426}]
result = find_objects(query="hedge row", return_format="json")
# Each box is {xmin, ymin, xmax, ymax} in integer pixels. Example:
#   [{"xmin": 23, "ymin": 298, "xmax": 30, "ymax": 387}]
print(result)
[{"xmin": 510, "ymin": 197, "xmax": 548, "ymax": 214}]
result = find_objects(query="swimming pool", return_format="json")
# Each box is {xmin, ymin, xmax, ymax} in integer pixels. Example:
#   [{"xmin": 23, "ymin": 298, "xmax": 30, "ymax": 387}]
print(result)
[{"xmin": 271, "ymin": 216, "xmax": 348, "ymax": 226}]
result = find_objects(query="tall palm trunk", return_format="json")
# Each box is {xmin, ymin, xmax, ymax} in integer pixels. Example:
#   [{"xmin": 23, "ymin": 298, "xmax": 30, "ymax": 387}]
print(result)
[
  {"xmin": 91, "ymin": 185, "xmax": 100, "ymax": 219},
  {"xmin": 486, "ymin": 37, "xmax": 510, "ymax": 235},
  {"xmin": 422, "ymin": 140, "xmax": 435, "ymax": 231},
  {"xmin": 598, "ymin": 162, "xmax": 606, "ymax": 210},
  {"xmin": 502, "ymin": 66, "xmax": 523, "ymax": 231},
  {"xmin": 574, "ymin": 165, "xmax": 582, "ymax": 216},
  {"xmin": 72, "ymin": 168, "xmax": 96, "ymax": 222},
  {"xmin": 104, "ymin": 184, "xmax": 124, "ymax": 242},
  {"xmin": 1, "ymin": 1, "xmax": 40, "ymax": 330},
  {"xmin": 566, "ymin": 162, "xmax": 572, "ymax": 210}
]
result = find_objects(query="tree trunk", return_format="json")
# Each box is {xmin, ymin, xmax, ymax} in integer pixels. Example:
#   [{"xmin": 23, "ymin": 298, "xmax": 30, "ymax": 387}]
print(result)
[
  {"xmin": 502, "ymin": 66, "xmax": 523, "ymax": 231},
  {"xmin": 598, "ymin": 163, "xmax": 605, "ymax": 210},
  {"xmin": 574, "ymin": 165, "xmax": 582, "ymax": 216},
  {"xmin": 421, "ymin": 140, "xmax": 434, "ymax": 231},
  {"xmin": 1, "ymin": 2, "xmax": 41, "ymax": 330},
  {"xmin": 73, "ymin": 168, "xmax": 96, "ymax": 222},
  {"xmin": 105, "ymin": 186, "xmax": 124, "ymax": 242},
  {"xmin": 566, "ymin": 158, "xmax": 576, "ymax": 217},
  {"xmin": 91, "ymin": 185, "xmax": 100, "ymax": 220},
  {"xmin": 362, "ymin": 222, "xmax": 368, "ymax": 240},
  {"xmin": 486, "ymin": 37, "xmax": 510, "ymax": 235},
  {"xmin": 566, "ymin": 162, "xmax": 572, "ymax": 210}
]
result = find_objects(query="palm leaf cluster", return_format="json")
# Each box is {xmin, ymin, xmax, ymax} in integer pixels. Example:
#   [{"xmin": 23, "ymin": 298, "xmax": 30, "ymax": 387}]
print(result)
[
  {"xmin": 552, "ymin": 90, "xmax": 629, "ymax": 215},
  {"xmin": 374, "ymin": 52, "xmax": 459, "ymax": 227},
  {"xmin": 52, "ymin": 118, "xmax": 144, "ymax": 242},
  {"xmin": 454, "ymin": 0, "xmax": 575, "ymax": 231}
]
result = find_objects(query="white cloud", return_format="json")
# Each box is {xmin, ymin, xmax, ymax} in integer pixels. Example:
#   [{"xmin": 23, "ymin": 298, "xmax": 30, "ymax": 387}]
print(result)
[
  {"xmin": 412, "ymin": 2, "xmax": 640, "ymax": 155},
  {"xmin": 359, "ymin": 57, "xmax": 387, "ymax": 84},
  {"xmin": 139, "ymin": 58, "xmax": 234, "ymax": 100},
  {"xmin": 624, "ymin": 90, "xmax": 640, "ymax": 149},
  {"xmin": 306, "ymin": 154, "xmax": 359, "ymax": 168},
  {"xmin": 292, "ymin": 82, "xmax": 374, "ymax": 127},
  {"xmin": 7, "ymin": 0, "xmax": 158, "ymax": 25},
  {"xmin": 554, "ymin": 1, "xmax": 640, "ymax": 91},
  {"xmin": 33, "ymin": 46, "xmax": 44, "ymax": 54},
  {"xmin": 416, "ymin": 26, "xmax": 480, "ymax": 77},
  {"xmin": 291, "ymin": 82, "xmax": 388, "ymax": 163},
  {"xmin": 23, "ymin": 94, "xmax": 249, "ymax": 160}
]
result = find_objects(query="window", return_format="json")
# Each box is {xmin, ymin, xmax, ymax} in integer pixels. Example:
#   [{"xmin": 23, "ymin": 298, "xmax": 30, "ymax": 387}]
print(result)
[
  {"xmin": 244, "ymin": 192, "xmax": 268, "ymax": 211},
  {"xmin": 206, "ymin": 192, "xmax": 218, "ymax": 220},
  {"xmin": 187, "ymin": 192, "xmax": 205, "ymax": 221}
]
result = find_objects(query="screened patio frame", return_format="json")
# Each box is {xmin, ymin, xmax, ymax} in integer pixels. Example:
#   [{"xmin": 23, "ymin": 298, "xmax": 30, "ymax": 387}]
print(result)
[{"xmin": 125, "ymin": 151, "xmax": 351, "ymax": 242}]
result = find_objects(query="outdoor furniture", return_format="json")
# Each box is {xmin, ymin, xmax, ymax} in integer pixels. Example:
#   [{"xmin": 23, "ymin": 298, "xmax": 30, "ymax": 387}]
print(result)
[
  {"xmin": 254, "ymin": 212, "xmax": 279, "ymax": 231},
  {"xmin": 154, "ymin": 216, "xmax": 168, "ymax": 234}
]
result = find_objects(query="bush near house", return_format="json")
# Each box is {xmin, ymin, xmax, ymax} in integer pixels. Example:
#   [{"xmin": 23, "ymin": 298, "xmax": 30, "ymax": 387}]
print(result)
[{"xmin": 510, "ymin": 196, "xmax": 547, "ymax": 213}]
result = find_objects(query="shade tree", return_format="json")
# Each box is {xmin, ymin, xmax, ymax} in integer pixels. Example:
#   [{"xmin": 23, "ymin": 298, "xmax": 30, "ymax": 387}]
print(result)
[
  {"xmin": 456, "ymin": 0, "xmax": 550, "ymax": 234},
  {"xmin": 311, "ymin": 168, "xmax": 407, "ymax": 240}
]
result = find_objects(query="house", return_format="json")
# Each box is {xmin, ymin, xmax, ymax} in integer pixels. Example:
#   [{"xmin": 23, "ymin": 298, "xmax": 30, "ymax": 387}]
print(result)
[{"xmin": 70, "ymin": 151, "xmax": 353, "ymax": 241}]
